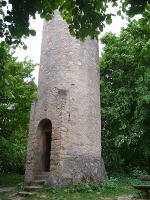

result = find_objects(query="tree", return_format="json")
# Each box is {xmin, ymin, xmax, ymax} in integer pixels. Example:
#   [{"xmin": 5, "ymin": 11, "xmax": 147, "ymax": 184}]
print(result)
[
  {"xmin": 100, "ymin": 20, "xmax": 150, "ymax": 173},
  {"xmin": 0, "ymin": 0, "xmax": 150, "ymax": 44},
  {"xmin": 0, "ymin": 43, "xmax": 37, "ymax": 173}
]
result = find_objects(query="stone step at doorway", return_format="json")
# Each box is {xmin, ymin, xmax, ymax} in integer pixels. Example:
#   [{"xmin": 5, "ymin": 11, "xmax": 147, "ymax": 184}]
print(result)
[
  {"xmin": 34, "ymin": 172, "xmax": 49, "ymax": 181},
  {"xmin": 18, "ymin": 191, "xmax": 34, "ymax": 197},
  {"xmin": 32, "ymin": 180, "xmax": 46, "ymax": 186},
  {"xmin": 25, "ymin": 172, "xmax": 49, "ymax": 189},
  {"xmin": 24, "ymin": 185, "xmax": 43, "ymax": 192},
  {"xmin": 18, "ymin": 172, "xmax": 49, "ymax": 196}
]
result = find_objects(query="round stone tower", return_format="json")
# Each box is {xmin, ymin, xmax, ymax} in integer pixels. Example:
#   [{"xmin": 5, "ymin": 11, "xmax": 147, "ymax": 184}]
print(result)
[{"xmin": 25, "ymin": 11, "xmax": 105, "ymax": 186}]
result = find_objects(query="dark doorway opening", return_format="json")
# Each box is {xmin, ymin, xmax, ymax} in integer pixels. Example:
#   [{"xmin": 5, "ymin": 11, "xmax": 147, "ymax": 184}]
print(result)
[
  {"xmin": 43, "ymin": 131, "xmax": 52, "ymax": 171},
  {"xmin": 38, "ymin": 119, "xmax": 52, "ymax": 172}
]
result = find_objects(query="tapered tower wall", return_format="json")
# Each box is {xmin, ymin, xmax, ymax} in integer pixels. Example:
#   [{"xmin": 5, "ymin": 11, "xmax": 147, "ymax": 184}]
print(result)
[{"xmin": 25, "ymin": 11, "xmax": 105, "ymax": 186}]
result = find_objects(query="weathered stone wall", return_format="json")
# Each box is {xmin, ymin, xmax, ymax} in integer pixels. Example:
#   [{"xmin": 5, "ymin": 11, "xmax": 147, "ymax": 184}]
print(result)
[{"xmin": 25, "ymin": 11, "xmax": 105, "ymax": 186}]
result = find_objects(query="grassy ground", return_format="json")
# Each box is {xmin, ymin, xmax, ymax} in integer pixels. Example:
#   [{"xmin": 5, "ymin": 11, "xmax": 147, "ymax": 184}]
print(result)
[
  {"xmin": 0, "ymin": 173, "xmax": 24, "ymax": 187},
  {"xmin": 0, "ymin": 173, "xmax": 143, "ymax": 200},
  {"xmin": 0, "ymin": 173, "xmax": 24, "ymax": 200},
  {"xmin": 24, "ymin": 184, "xmax": 136, "ymax": 200}
]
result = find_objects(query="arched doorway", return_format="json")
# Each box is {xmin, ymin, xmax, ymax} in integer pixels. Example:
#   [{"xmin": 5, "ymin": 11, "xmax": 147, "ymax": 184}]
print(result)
[{"xmin": 37, "ymin": 119, "xmax": 52, "ymax": 172}]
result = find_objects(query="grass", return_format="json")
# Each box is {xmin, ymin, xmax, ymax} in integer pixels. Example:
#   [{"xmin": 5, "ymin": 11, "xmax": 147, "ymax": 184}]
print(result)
[
  {"xmin": 24, "ymin": 184, "xmax": 136, "ymax": 200},
  {"xmin": 0, "ymin": 173, "xmax": 24, "ymax": 199},
  {"xmin": 0, "ymin": 173, "xmax": 144, "ymax": 200},
  {"xmin": 24, "ymin": 176, "xmax": 139, "ymax": 200},
  {"xmin": 0, "ymin": 173, "xmax": 24, "ymax": 187},
  {"xmin": 0, "ymin": 192, "xmax": 10, "ymax": 200}
]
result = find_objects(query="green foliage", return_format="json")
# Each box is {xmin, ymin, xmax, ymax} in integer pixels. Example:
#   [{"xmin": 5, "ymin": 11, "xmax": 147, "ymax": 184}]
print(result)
[
  {"xmin": 0, "ymin": 137, "xmax": 26, "ymax": 173},
  {"xmin": 102, "ymin": 176, "xmax": 118, "ymax": 190},
  {"xmin": 0, "ymin": 43, "xmax": 37, "ymax": 173},
  {"xmin": 100, "ymin": 20, "xmax": 150, "ymax": 173},
  {"xmin": 0, "ymin": 173, "xmax": 24, "ymax": 186},
  {"xmin": 0, "ymin": 173, "xmax": 141, "ymax": 200},
  {"xmin": 120, "ymin": 0, "xmax": 150, "ymax": 16},
  {"xmin": 39, "ymin": 176, "xmax": 136, "ymax": 200},
  {"xmin": 17, "ymin": 182, "xmax": 24, "ymax": 192},
  {"xmin": 0, "ymin": 0, "xmax": 150, "ymax": 43},
  {"xmin": 130, "ymin": 168, "xmax": 147, "ymax": 179},
  {"xmin": 48, "ymin": 176, "xmax": 131, "ymax": 195},
  {"xmin": 48, "ymin": 182, "xmax": 100, "ymax": 194}
]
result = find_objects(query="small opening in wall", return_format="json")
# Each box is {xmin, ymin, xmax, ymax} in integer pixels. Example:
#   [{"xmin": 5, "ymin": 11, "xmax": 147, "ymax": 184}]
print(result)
[
  {"xmin": 43, "ymin": 130, "xmax": 51, "ymax": 171},
  {"xmin": 38, "ymin": 119, "xmax": 52, "ymax": 172}
]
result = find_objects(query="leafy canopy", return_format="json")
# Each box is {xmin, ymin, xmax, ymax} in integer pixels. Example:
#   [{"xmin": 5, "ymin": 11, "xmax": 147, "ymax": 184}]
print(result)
[
  {"xmin": 0, "ymin": 43, "xmax": 37, "ymax": 173},
  {"xmin": 100, "ymin": 20, "xmax": 150, "ymax": 173},
  {"xmin": 0, "ymin": 0, "xmax": 150, "ymax": 44}
]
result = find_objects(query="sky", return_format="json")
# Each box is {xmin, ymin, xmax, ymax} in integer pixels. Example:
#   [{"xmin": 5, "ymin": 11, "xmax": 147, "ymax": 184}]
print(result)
[
  {"xmin": 15, "ymin": 15, "xmax": 43, "ymax": 85},
  {"xmin": 15, "ymin": 12, "xmax": 128, "ymax": 85}
]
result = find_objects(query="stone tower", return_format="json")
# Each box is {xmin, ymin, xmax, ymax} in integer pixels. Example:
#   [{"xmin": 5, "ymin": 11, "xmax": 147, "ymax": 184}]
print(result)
[{"xmin": 25, "ymin": 11, "xmax": 105, "ymax": 186}]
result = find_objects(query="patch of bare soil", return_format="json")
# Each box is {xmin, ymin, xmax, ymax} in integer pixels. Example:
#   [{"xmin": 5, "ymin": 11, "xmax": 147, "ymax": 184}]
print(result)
[
  {"xmin": 0, "ymin": 187, "xmax": 15, "ymax": 193},
  {"xmin": 117, "ymin": 196, "xmax": 144, "ymax": 200}
]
